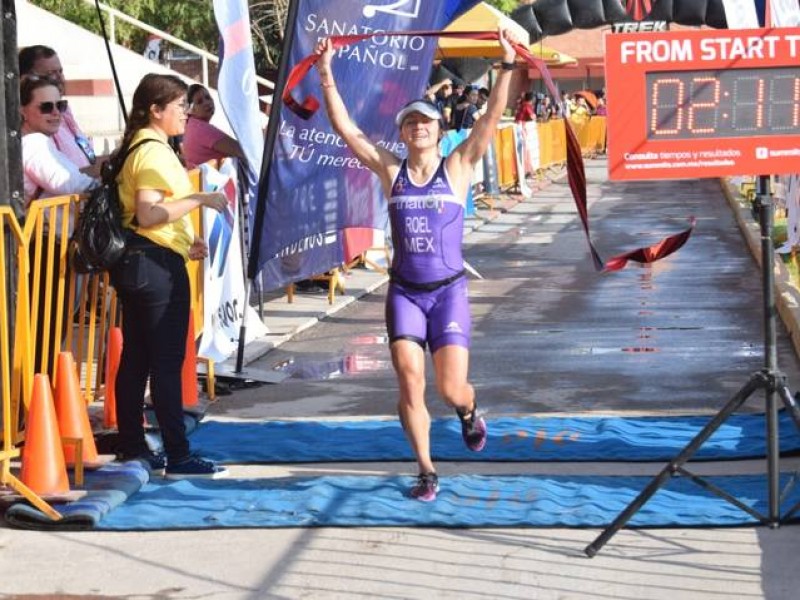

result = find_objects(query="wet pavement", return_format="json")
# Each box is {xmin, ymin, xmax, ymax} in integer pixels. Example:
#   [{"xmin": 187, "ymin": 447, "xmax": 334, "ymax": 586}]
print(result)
[{"xmin": 215, "ymin": 158, "xmax": 800, "ymax": 420}]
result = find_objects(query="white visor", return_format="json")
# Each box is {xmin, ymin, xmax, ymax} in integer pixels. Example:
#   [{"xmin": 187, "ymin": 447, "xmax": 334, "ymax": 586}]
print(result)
[{"xmin": 395, "ymin": 100, "xmax": 443, "ymax": 127}]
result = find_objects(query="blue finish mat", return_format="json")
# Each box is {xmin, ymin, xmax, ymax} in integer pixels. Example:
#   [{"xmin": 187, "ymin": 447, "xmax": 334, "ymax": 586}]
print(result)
[
  {"xmin": 190, "ymin": 412, "xmax": 800, "ymax": 463},
  {"xmin": 96, "ymin": 473, "xmax": 800, "ymax": 530},
  {"xmin": 3, "ymin": 462, "xmax": 149, "ymax": 530}
]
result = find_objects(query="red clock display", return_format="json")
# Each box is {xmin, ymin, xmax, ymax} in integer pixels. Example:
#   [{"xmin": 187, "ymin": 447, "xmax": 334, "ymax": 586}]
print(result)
[
  {"xmin": 647, "ymin": 67, "xmax": 800, "ymax": 139},
  {"xmin": 605, "ymin": 27, "xmax": 800, "ymax": 181}
]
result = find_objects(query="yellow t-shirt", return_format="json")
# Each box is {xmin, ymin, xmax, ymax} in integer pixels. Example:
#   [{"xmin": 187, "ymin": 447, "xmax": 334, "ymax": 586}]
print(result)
[{"xmin": 117, "ymin": 129, "xmax": 195, "ymax": 259}]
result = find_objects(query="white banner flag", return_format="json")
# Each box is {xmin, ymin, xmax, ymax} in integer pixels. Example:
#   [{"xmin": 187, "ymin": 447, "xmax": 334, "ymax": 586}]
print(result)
[
  {"xmin": 513, "ymin": 124, "xmax": 533, "ymax": 198},
  {"xmin": 770, "ymin": 0, "xmax": 800, "ymax": 26},
  {"xmin": 720, "ymin": 0, "xmax": 760, "ymax": 28},
  {"xmin": 522, "ymin": 121, "xmax": 541, "ymax": 175},
  {"xmin": 198, "ymin": 160, "xmax": 268, "ymax": 363}
]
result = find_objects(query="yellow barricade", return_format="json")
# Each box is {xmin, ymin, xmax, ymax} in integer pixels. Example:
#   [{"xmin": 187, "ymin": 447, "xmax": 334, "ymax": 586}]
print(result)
[
  {"xmin": 1, "ymin": 205, "xmax": 66, "ymax": 518},
  {"xmin": 11, "ymin": 166, "xmax": 206, "ymax": 412},
  {"xmin": 494, "ymin": 125, "xmax": 518, "ymax": 190},
  {"xmin": 587, "ymin": 116, "xmax": 607, "ymax": 154},
  {"xmin": 553, "ymin": 120, "xmax": 567, "ymax": 165},
  {"xmin": 1, "ymin": 206, "xmax": 29, "ymax": 447},
  {"xmin": 21, "ymin": 194, "xmax": 118, "ymax": 406},
  {"xmin": 571, "ymin": 116, "xmax": 607, "ymax": 156},
  {"xmin": 187, "ymin": 168, "xmax": 204, "ymax": 338}
]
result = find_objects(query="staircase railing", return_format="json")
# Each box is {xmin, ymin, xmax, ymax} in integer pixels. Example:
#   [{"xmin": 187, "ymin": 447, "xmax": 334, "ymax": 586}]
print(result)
[{"xmin": 81, "ymin": 0, "xmax": 274, "ymax": 91}]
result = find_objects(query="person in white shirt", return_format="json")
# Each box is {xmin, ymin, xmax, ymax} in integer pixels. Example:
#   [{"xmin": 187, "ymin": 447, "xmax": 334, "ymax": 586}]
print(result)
[
  {"xmin": 20, "ymin": 75, "xmax": 98, "ymax": 207},
  {"xmin": 19, "ymin": 45, "xmax": 106, "ymax": 171},
  {"xmin": 20, "ymin": 74, "xmax": 100, "ymax": 376}
]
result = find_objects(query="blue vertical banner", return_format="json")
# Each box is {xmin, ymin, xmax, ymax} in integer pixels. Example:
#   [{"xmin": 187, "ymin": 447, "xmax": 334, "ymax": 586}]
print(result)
[
  {"xmin": 254, "ymin": 0, "xmax": 480, "ymax": 290},
  {"xmin": 213, "ymin": 0, "xmax": 264, "ymax": 228}
]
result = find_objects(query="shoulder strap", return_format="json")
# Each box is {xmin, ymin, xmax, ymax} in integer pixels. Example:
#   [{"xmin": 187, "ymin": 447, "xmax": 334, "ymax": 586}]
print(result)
[
  {"xmin": 106, "ymin": 138, "xmax": 163, "ymax": 183},
  {"xmin": 119, "ymin": 138, "xmax": 161, "ymax": 165}
]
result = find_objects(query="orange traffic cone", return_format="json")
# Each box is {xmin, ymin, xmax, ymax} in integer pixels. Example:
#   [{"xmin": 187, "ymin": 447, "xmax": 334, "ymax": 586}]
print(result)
[
  {"xmin": 20, "ymin": 374, "xmax": 70, "ymax": 495},
  {"xmin": 53, "ymin": 352, "xmax": 100, "ymax": 466},
  {"xmin": 104, "ymin": 326, "xmax": 122, "ymax": 429},
  {"xmin": 182, "ymin": 311, "xmax": 199, "ymax": 408}
]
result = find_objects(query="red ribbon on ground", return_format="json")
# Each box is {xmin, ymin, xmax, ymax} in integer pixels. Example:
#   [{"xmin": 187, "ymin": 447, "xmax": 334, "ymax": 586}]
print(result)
[{"xmin": 282, "ymin": 30, "xmax": 694, "ymax": 273}]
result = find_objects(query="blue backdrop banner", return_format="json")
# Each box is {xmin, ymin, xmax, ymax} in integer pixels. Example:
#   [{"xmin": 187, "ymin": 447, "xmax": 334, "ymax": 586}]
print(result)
[{"xmin": 255, "ymin": 0, "xmax": 480, "ymax": 289}]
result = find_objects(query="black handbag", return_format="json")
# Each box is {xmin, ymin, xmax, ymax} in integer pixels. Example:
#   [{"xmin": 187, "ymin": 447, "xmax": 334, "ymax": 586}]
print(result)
[{"xmin": 69, "ymin": 139, "xmax": 156, "ymax": 274}]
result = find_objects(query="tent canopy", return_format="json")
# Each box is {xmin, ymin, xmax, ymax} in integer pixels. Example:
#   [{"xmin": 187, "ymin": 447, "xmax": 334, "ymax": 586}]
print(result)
[{"xmin": 437, "ymin": 2, "xmax": 575, "ymax": 65}]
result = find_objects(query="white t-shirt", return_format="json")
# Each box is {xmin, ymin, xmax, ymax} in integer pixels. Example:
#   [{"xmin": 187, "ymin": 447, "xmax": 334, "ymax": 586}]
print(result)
[{"xmin": 22, "ymin": 132, "xmax": 97, "ymax": 204}]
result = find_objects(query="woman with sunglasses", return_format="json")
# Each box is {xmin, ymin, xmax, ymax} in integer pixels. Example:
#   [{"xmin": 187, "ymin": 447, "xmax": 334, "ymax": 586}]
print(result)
[
  {"xmin": 21, "ymin": 76, "xmax": 102, "ymax": 377},
  {"xmin": 314, "ymin": 28, "xmax": 516, "ymax": 502},
  {"xmin": 20, "ymin": 76, "xmax": 100, "ymax": 206}
]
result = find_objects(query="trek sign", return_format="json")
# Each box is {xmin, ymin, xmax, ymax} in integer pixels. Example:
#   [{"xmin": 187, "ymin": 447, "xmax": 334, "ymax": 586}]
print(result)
[
  {"xmin": 605, "ymin": 27, "xmax": 800, "ymax": 181},
  {"xmin": 611, "ymin": 0, "xmax": 668, "ymax": 32}
]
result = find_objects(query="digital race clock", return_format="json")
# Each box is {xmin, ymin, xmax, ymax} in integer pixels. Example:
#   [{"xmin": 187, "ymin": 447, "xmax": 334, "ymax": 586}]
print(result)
[{"xmin": 605, "ymin": 28, "xmax": 800, "ymax": 181}]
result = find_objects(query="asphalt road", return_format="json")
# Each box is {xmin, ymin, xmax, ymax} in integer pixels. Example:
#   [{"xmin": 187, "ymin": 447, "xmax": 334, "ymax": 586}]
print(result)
[
  {"xmin": 217, "ymin": 158, "xmax": 800, "ymax": 421},
  {"xmin": 4, "ymin": 158, "xmax": 800, "ymax": 600}
]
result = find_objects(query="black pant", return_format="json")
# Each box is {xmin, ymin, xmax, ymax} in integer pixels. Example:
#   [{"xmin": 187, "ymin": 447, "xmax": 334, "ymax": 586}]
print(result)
[{"xmin": 110, "ymin": 233, "xmax": 191, "ymax": 462}]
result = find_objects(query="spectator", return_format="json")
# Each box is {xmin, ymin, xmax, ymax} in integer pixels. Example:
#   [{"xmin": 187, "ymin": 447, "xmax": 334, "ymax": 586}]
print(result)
[
  {"xmin": 451, "ymin": 85, "xmax": 481, "ymax": 131},
  {"xmin": 20, "ymin": 75, "xmax": 99, "ymax": 375},
  {"xmin": 182, "ymin": 83, "xmax": 246, "ymax": 167},
  {"xmin": 110, "ymin": 73, "xmax": 229, "ymax": 479},
  {"xmin": 534, "ymin": 93, "xmax": 552, "ymax": 121},
  {"xmin": 425, "ymin": 79, "xmax": 453, "ymax": 120},
  {"xmin": 571, "ymin": 95, "xmax": 591, "ymax": 125},
  {"xmin": 19, "ymin": 45, "xmax": 105, "ymax": 170},
  {"xmin": 425, "ymin": 78, "xmax": 451, "ymax": 102},
  {"xmin": 514, "ymin": 92, "xmax": 536, "ymax": 123},
  {"xmin": 558, "ymin": 90, "xmax": 574, "ymax": 119},
  {"xmin": 444, "ymin": 80, "xmax": 465, "ymax": 129},
  {"xmin": 20, "ymin": 76, "xmax": 99, "ymax": 207},
  {"xmin": 476, "ymin": 87, "xmax": 490, "ymax": 117},
  {"xmin": 595, "ymin": 96, "xmax": 608, "ymax": 116}
]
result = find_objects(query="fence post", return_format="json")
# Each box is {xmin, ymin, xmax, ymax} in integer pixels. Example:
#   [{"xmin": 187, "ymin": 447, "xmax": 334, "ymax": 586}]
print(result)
[{"xmin": 482, "ymin": 142, "xmax": 500, "ymax": 196}]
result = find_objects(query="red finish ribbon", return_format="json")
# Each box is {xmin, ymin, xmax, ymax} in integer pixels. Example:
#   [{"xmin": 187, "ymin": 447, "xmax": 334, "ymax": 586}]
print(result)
[{"xmin": 282, "ymin": 30, "xmax": 694, "ymax": 272}]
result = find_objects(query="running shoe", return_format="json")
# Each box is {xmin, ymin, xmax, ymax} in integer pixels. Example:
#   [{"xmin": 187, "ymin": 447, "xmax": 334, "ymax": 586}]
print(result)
[
  {"xmin": 165, "ymin": 453, "xmax": 229, "ymax": 480},
  {"xmin": 410, "ymin": 472, "xmax": 439, "ymax": 502},
  {"xmin": 459, "ymin": 404, "xmax": 487, "ymax": 452},
  {"xmin": 117, "ymin": 450, "xmax": 167, "ymax": 475}
]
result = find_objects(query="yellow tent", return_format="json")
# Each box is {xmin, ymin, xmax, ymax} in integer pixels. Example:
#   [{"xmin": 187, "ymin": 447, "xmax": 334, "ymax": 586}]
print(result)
[{"xmin": 437, "ymin": 2, "xmax": 576, "ymax": 66}]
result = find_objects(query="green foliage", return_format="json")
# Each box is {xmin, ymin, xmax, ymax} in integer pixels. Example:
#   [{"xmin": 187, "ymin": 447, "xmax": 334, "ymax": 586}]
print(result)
[
  {"xmin": 484, "ymin": 0, "xmax": 518, "ymax": 13},
  {"xmin": 29, "ymin": 0, "xmax": 101, "ymax": 36},
  {"xmin": 27, "ymin": 0, "xmax": 513, "ymax": 74},
  {"xmin": 28, "ymin": 0, "xmax": 285, "ymax": 72}
]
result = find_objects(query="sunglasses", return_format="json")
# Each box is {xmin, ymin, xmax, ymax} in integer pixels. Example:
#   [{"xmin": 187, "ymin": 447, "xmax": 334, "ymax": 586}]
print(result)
[{"xmin": 38, "ymin": 100, "xmax": 68, "ymax": 115}]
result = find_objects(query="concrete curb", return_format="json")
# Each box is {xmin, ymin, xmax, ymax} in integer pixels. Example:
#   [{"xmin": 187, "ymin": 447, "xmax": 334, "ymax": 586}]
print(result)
[{"xmin": 719, "ymin": 177, "xmax": 800, "ymax": 360}]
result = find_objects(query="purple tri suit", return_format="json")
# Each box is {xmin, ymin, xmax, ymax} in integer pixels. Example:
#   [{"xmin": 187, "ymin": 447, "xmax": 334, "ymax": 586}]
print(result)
[{"xmin": 386, "ymin": 158, "xmax": 470, "ymax": 352}]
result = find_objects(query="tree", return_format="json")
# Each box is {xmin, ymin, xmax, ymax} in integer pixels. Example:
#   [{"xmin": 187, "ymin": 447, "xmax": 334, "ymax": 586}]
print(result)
[
  {"xmin": 484, "ymin": 0, "xmax": 518, "ymax": 13},
  {"xmin": 27, "ymin": 1, "xmax": 514, "ymax": 76},
  {"xmin": 30, "ymin": 0, "xmax": 286, "ymax": 73},
  {"xmin": 250, "ymin": 0, "xmax": 288, "ymax": 71},
  {"xmin": 30, "ymin": 1, "xmax": 218, "ymax": 53}
]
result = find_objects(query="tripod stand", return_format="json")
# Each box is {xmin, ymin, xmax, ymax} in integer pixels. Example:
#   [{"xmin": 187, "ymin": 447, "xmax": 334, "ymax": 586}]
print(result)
[{"xmin": 585, "ymin": 175, "xmax": 800, "ymax": 557}]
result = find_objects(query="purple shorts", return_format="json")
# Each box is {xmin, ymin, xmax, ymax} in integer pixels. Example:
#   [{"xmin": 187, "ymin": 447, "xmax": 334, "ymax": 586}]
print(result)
[{"xmin": 385, "ymin": 276, "xmax": 470, "ymax": 352}]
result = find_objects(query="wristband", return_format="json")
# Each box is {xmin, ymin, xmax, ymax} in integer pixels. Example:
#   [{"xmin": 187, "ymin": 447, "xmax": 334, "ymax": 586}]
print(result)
[
  {"xmin": 500, "ymin": 61, "xmax": 515, "ymax": 71},
  {"xmin": 320, "ymin": 81, "xmax": 336, "ymax": 89}
]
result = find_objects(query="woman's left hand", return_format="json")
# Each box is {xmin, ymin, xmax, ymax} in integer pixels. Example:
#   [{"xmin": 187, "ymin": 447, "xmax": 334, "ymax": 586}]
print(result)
[
  {"xmin": 188, "ymin": 237, "xmax": 208, "ymax": 261},
  {"xmin": 498, "ymin": 27, "xmax": 517, "ymax": 64}
]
